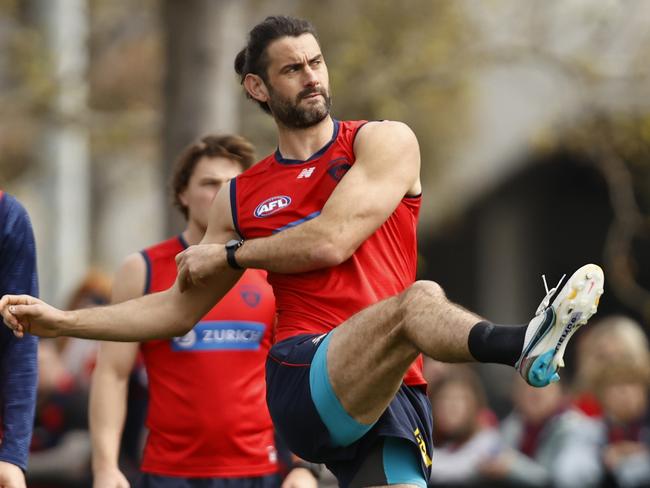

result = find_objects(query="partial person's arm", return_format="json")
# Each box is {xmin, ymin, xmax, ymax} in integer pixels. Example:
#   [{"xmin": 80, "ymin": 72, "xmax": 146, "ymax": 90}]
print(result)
[
  {"xmin": 0, "ymin": 196, "xmax": 38, "ymax": 477},
  {"xmin": 0, "ymin": 461, "xmax": 27, "ymax": 488},
  {"xmin": 282, "ymin": 466, "xmax": 319, "ymax": 488},
  {"xmin": 174, "ymin": 121, "xmax": 422, "ymax": 291},
  {"xmin": 0, "ymin": 188, "xmax": 242, "ymax": 341},
  {"xmin": 89, "ymin": 253, "xmax": 145, "ymax": 488}
]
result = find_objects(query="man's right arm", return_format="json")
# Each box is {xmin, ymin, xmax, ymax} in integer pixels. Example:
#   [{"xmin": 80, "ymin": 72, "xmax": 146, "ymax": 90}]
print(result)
[
  {"xmin": 0, "ymin": 188, "xmax": 243, "ymax": 341},
  {"xmin": 89, "ymin": 253, "xmax": 145, "ymax": 488}
]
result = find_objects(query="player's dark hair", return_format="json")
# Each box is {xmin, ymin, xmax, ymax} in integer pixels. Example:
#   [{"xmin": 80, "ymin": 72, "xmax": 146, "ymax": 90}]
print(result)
[
  {"xmin": 234, "ymin": 15, "xmax": 319, "ymax": 114},
  {"xmin": 170, "ymin": 134, "xmax": 256, "ymax": 220}
]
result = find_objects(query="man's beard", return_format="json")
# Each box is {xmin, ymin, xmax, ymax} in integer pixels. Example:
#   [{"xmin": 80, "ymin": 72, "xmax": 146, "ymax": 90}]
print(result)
[{"xmin": 267, "ymin": 85, "xmax": 332, "ymax": 129}]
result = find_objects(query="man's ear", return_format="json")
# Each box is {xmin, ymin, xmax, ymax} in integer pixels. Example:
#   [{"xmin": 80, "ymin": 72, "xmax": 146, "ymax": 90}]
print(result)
[
  {"xmin": 243, "ymin": 73, "xmax": 270, "ymax": 104},
  {"xmin": 178, "ymin": 188, "xmax": 189, "ymax": 209}
]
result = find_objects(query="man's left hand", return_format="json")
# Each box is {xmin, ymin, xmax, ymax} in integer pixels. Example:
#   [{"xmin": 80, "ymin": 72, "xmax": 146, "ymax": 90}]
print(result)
[
  {"xmin": 0, "ymin": 461, "xmax": 26, "ymax": 488},
  {"xmin": 176, "ymin": 243, "xmax": 227, "ymax": 292}
]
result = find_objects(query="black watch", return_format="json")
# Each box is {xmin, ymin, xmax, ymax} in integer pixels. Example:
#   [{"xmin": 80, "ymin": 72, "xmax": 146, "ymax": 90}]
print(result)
[{"xmin": 225, "ymin": 239, "xmax": 245, "ymax": 270}]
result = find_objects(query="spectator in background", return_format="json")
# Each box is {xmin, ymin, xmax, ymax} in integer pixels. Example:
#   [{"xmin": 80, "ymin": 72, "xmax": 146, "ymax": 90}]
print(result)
[
  {"xmin": 589, "ymin": 358, "xmax": 650, "ymax": 487},
  {"xmin": 28, "ymin": 338, "xmax": 92, "ymax": 488},
  {"xmin": 0, "ymin": 192, "xmax": 39, "ymax": 488},
  {"xmin": 428, "ymin": 367, "xmax": 501, "ymax": 488},
  {"xmin": 479, "ymin": 375, "xmax": 600, "ymax": 488},
  {"xmin": 573, "ymin": 315, "xmax": 650, "ymax": 418}
]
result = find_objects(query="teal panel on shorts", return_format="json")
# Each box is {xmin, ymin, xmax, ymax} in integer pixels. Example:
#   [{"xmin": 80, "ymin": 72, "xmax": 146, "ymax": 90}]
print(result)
[
  {"xmin": 308, "ymin": 332, "xmax": 374, "ymax": 446},
  {"xmin": 383, "ymin": 437, "xmax": 428, "ymax": 488}
]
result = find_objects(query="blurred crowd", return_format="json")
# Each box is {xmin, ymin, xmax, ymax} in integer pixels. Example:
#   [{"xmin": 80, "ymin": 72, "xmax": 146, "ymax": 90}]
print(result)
[
  {"xmin": 426, "ymin": 315, "xmax": 650, "ymax": 488},
  {"xmin": 26, "ymin": 271, "xmax": 650, "ymax": 488}
]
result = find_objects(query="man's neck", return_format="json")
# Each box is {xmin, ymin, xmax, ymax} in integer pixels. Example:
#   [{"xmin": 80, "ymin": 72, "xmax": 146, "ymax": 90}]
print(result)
[
  {"xmin": 276, "ymin": 116, "xmax": 334, "ymax": 161},
  {"xmin": 182, "ymin": 221, "xmax": 205, "ymax": 246}
]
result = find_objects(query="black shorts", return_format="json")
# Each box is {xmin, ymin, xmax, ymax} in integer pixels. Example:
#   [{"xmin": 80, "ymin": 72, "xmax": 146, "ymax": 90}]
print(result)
[{"xmin": 266, "ymin": 333, "xmax": 433, "ymax": 487}]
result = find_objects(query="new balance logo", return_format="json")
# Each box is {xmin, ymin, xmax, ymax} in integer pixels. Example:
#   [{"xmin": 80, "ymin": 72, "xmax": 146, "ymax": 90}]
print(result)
[
  {"xmin": 311, "ymin": 334, "xmax": 326, "ymax": 345},
  {"xmin": 297, "ymin": 167, "xmax": 316, "ymax": 179}
]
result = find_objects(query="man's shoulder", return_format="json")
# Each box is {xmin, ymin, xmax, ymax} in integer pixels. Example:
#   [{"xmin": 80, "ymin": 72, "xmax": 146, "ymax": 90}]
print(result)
[
  {"xmin": 0, "ymin": 193, "xmax": 29, "ymax": 225},
  {"xmin": 0, "ymin": 193, "xmax": 34, "ymax": 248}
]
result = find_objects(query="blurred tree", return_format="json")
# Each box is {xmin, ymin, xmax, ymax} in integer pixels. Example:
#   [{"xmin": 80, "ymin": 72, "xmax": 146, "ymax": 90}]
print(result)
[
  {"xmin": 563, "ymin": 114, "xmax": 650, "ymax": 324},
  {"xmin": 162, "ymin": 0, "xmax": 246, "ymax": 234},
  {"xmin": 0, "ymin": 0, "xmax": 53, "ymax": 183},
  {"xmin": 17, "ymin": 0, "xmax": 92, "ymax": 305}
]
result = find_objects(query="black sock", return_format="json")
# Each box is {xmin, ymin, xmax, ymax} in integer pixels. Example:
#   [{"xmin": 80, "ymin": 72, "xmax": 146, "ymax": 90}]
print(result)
[{"xmin": 468, "ymin": 321, "xmax": 527, "ymax": 367}]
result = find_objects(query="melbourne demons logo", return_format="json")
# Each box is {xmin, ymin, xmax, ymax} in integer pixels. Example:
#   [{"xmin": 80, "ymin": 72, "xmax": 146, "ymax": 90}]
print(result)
[
  {"xmin": 254, "ymin": 195, "xmax": 292, "ymax": 218},
  {"xmin": 328, "ymin": 157, "xmax": 351, "ymax": 182},
  {"xmin": 240, "ymin": 285, "xmax": 261, "ymax": 307}
]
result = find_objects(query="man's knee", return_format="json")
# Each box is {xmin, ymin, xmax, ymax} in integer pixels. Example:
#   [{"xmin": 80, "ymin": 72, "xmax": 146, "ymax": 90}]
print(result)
[{"xmin": 400, "ymin": 280, "xmax": 446, "ymax": 312}]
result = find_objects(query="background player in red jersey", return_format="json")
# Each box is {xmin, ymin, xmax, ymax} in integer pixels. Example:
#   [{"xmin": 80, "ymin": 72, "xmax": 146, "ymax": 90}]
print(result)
[
  {"xmin": 88, "ymin": 135, "xmax": 317, "ymax": 488},
  {"xmin": 1, "ymin": 16, "xmax": 603, "ymax": 488}
]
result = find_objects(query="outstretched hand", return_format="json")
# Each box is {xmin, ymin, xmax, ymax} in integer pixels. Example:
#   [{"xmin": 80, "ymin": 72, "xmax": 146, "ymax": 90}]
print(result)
[
  {"xmin": 0, "ymin": 294, "xmax": 66, "ymax": 338},
  {"xmin": 175, "ymin": 243, "xmax": 228, "ymax": 292}
]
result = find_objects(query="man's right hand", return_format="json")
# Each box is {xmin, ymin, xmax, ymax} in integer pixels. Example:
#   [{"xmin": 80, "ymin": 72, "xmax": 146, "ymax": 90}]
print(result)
[
  {"xmin": 93, "ymin": 468, "xmax": 130, "ymax": 488},
  {"xmin": 0, "ymin": 294, "xmax": 68, "ymax": 338}
]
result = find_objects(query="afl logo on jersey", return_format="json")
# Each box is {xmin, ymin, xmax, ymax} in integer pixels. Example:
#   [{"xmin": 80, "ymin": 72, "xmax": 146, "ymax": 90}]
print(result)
[{"xmin": 254, "ymin": 195, "xmax": 291, "ymax": 218}]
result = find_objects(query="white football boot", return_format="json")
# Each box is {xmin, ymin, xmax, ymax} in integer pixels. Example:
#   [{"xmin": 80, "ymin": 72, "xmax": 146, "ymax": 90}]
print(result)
[{"xmin": 516, "ymin": 264, "xmax": 604, "ymax": 387}]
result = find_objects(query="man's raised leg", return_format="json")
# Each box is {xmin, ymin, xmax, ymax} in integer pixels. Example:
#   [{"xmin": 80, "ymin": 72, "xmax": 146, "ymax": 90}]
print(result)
[
  {"xmin": 324, "ymin": 263, "xmax": 604, "ymax": 425},
  {"xmin": 325, "ymin": 280, "xmax": 486, "ymax": 425}
]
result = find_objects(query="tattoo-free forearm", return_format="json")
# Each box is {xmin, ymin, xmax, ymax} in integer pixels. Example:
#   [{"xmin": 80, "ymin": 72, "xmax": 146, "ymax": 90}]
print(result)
[
  {"xmin": 89, "ymin": 363, "xmax": 129, "ymax": 472},
  {"xmin": 63, "ymin": 271, "xmax": 240, "ymax": 341}
]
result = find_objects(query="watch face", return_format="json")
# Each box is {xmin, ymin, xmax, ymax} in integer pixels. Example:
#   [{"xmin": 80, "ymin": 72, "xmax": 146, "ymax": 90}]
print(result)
[{"xmin": 226, "ymin": 239, "xmax": 242, "ymax": 249}]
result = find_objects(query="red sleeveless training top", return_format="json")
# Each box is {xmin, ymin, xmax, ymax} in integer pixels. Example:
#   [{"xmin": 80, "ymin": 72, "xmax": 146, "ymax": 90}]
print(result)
[
  {"xmin": 232, "ymin": 120, "xmax": 425, "ymax": 386},
  {"xmin": 139, "ymin": 236, "xmax": 278, "ymax": 477}
]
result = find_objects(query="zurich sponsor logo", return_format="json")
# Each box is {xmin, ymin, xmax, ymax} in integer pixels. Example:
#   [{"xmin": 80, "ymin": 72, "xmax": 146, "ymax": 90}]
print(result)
[
  {"xmin": 172, "ymin": 321, "xmax": 266, "ymax": 352},
  {"xmin": 254, "ymin": 195, "xmax": 291, "ymax": 218}
]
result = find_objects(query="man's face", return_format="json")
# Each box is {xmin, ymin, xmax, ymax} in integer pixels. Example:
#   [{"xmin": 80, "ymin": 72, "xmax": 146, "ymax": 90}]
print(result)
[
  {"xmin": 263, "ymin": 33, "xmax": 331, "ymax": 128},
  {"xmin": 180, "ymin": 156, "xmax": 242, "ymax": 230}
]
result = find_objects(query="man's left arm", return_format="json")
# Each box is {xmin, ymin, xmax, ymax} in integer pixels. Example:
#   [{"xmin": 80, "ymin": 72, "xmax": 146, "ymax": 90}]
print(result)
[
  {"xmin": 0, "ymin": 197, "xmax": 38, "ymax": 474},
  {"xmin": 237, "ymin": 121, "xmax": 421, "ymax": 273}
]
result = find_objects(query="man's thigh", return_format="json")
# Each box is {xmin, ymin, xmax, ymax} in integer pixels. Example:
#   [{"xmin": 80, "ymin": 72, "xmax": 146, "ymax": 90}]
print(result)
[{"xmin": 325, "ymin": 289, "xmax": 421, "ymax": 424}]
